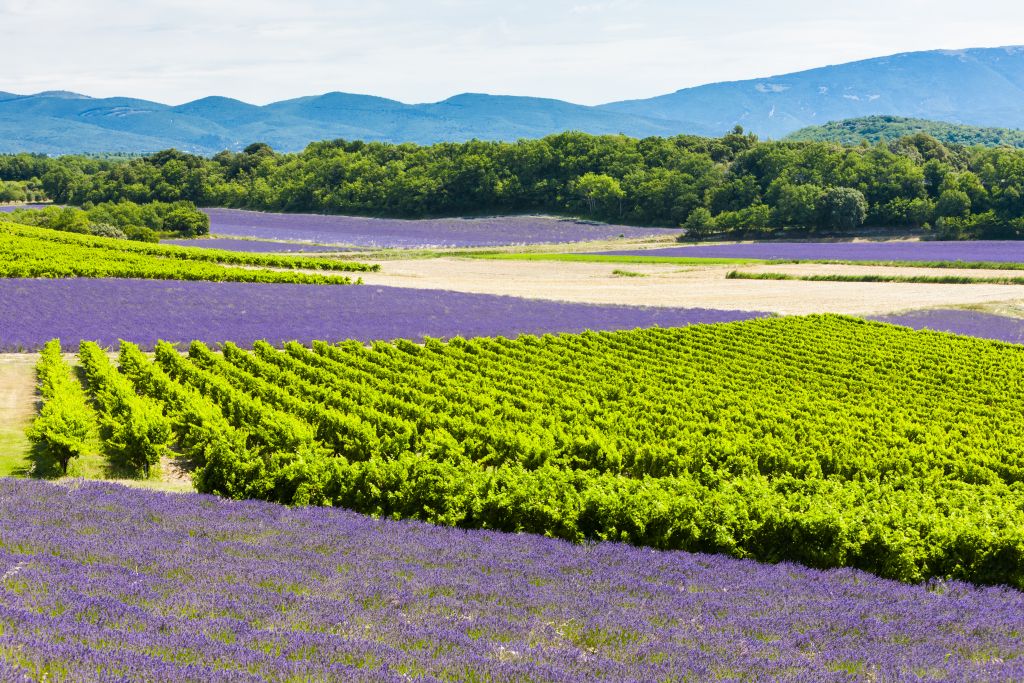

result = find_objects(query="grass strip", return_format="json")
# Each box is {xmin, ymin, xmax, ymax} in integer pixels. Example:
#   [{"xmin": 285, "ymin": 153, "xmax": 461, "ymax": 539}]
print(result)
[
  {"xmin": 781, "ymin": 259, "xmax": 1024, "ymax": 271},
  {"xmin": 476, "ymin": 253, "xmax": 762, "ymax": 265},
  {"xmin": 726, "ymin": 271, "xmax": 1024, "ymax": 284}
]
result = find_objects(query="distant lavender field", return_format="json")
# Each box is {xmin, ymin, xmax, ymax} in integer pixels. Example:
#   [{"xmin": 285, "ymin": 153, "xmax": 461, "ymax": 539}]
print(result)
[
  {"xmin": 202, "ymin": 208, "xmax": 668, "ymax": 248},
  {"xmin": 598, "ymin": 241, "xmax": 1024, "ymax": 263},
  {"xmin": 1, "ymin": 479, "xmax": 1022, "ymax": 682},
  {"xmin": 0, "ymin": 204, "xmax": 49, "ymax": 213},
  {"xmin": 872, "ymin": 309, "xmax": 1024, "ymax": 344},
  {"xmin": 161, "ymin": 237, "xmax": 343, "ymax": 253},
  {"xmin": 0, "ymin": 278, "xmax": 761, "ymax": 350}
]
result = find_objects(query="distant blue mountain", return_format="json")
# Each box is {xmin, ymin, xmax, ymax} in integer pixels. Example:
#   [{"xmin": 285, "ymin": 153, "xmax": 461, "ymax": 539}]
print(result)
[
  {"xmin": 0, "ymin": 90, "xmax": 688, "ymax": 154},
  {"xmin": 603, "ymin": 46, "xmax": 1024, "ymax": 139},
  {"xmin": 2, "ymin": 46, "xmax": 1023, "ymax": 154}
]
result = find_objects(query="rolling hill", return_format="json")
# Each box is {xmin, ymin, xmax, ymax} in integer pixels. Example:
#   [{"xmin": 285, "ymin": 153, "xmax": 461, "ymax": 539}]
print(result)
[
  {"xmin": 603, "ymin": 46, "xmax": 1024, "ymax": 139},
  {"xmin": 785, "ymin": 115, "xmax": 1024, "ymax": 147},
  {"xmin": 1, "ymin": 46, "xmax": 1023, "ymax": 153},
  {"xmin": 0, "ymin": 91, "xmax": 690, "ymax": 155}
]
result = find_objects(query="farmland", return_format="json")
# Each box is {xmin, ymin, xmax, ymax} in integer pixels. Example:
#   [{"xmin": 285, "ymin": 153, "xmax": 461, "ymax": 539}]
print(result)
[
  {"xmin": 27, "ymin": 317, "xmax": 1024, "ymax": 588},
  {"xmin": 160, "ymin": 237, "xmax": 346, "ymax": 253},
  {"xmin": 6, "ymin": 126, "xmax": 1024, "ymax": 681},
  {"xmin": 3, "ymin": 479, "xmax": 1023, "ymax": 681},
  {"xmin": 597, "ymin": 240, "xmax": 1024, "ymax": 264},
  {"xmin": 873, "ymin": 308, "xmax": 1024, "ymax": 343},
  {"xmin": 0, "ymin": 220, "xmax": 374, "ymax": 284},
  {"xmin": 198, "ymin": 208, "xmax": 670, "ymax": 248},
  {"xmin": 0, "ymin": 278, "xmax": 761, "ymax": 351}
]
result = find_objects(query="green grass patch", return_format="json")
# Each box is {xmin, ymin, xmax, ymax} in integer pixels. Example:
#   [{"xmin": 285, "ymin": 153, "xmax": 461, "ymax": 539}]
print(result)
[
  {"xmin": 0, "ymin": 429, "xmax": 30, "ymax": 477},
  {"xmin": 611, "ymin": 269, "xmax": 648, "ymax": 277},
  {"xmin": 790, "ymin": 259, "xmax": 1024, "ymax": 271},
  {"xmin": 726, "ymin": 271, "xmax": 1024, "ymax": 285}
]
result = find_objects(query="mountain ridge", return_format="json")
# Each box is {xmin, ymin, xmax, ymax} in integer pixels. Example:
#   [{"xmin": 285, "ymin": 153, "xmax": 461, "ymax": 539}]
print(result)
[{"xmin": 3, "ymin": 45, "xmax": 1024, "ymax": 154}]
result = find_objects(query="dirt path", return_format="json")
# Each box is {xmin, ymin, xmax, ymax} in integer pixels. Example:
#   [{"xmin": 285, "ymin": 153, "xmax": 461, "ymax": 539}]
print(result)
[
  {"xmin": 359, "ymin": 258, "xmax": 1024, "ymax": 316},
  {"xmin": 0, "ymin": 355, "xmax": 37, "ymax": 475}
]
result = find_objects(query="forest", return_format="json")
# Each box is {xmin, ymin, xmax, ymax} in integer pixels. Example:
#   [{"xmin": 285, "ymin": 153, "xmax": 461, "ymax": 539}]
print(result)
[{"xmin": 2, "ymin": 129, "xmax": 1024, "ymax": 239}]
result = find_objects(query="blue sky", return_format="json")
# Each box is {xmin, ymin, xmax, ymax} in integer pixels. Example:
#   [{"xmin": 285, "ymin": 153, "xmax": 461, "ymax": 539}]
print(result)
[{"xmin": 3, "ymin": 0, "xmax": 1024, "ymax": 104}]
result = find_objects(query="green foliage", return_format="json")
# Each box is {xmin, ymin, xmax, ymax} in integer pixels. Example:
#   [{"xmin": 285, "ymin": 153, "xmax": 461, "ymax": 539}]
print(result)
[
  {"xmin": 572, "ymin": 173, "xmax": 624, "ymax": 216},
  {"xmin": 726, "ymin": 271, "xmax": 1024, "ymax": 285},
  {"xmin": 936, "ymin": 189, "xmax": 972, "ymax": 219},
  {"xmin": 26, "ymin": 340, "xmax": 94, "ymax": 474},
  {"xmin": 0, "ymin": 220, "xmax": 374, "ymax": 284},
  {"xmin": 7, "ymin": 130, "xmax": 1023, "ymax": 238},
  {"xmin": 79, "ymin": 342, "xmax": 172, "ymax": 478},
  {"xmin": 818, "ymin": 187, "xmax": 868, "ymax": 231},
  {"xmin": 680, "ymin": 207, "xmax": 715, "ymax": 240},
  {"xmin": 786, "ymin": 115, "xmax": 1024, "ymax": 148},
  {"xmin": 6, "ymin": 200, "xmax": 210, "ymax": 240},
  {"xmin": 91, "ymin": 318, "xmax": 1024, "ymax": 587}
]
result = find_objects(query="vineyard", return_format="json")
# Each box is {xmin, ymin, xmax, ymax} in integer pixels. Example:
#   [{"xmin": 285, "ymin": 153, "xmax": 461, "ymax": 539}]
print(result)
[
  {"xmin": 0, "ymin": 220, "xmax": 376, "ymax": 284},
  {"xmin": 39, "ymin": 316, "xmax": 1024, "ymax": 587}
]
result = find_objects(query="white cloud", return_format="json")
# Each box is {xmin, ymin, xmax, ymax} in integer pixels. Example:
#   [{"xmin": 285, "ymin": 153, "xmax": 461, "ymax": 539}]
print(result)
[{"xmin": 1, "ymin": 0, "xmax": 1023, "ymax": 104}]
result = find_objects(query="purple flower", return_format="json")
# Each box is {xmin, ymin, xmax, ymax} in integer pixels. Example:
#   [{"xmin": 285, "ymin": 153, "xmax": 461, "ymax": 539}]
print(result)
[
  {"xmin": 597, "ymin": 241, "xmax": 1024, "ymax": 263},
  {"xmin": 200, "ymin": 208, "xmax": 670, "ymax": 248},
  {"xmin": 0, "ymin": 478, "xmax": 1021, "ymax": 681},
  {"xmin": 0, "ymin": 277, "xmax": 763, "ymax": 351}
]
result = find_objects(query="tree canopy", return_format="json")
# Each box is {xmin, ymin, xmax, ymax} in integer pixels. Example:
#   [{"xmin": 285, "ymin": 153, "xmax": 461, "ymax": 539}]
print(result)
[{"xmin": 3, "ymin": 129, "xmax": 1024, "ymax": 238}]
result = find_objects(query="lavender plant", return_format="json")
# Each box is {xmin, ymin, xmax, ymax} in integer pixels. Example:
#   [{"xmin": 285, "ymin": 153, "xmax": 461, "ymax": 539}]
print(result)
[{"xmin": 0, "ymin": 478, "xmax": 1022, "ymax": 681}]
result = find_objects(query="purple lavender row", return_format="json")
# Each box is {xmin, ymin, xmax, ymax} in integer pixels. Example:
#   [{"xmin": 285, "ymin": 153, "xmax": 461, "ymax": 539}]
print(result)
[
  {"xmin": 596, "ymin": 241, "xmax": 1024, "ymax": 263},
  {"xmin": 871, "ymin": 309, "xmax": 1024, "ymax": 345},
  {"xmin": 1, "ymin": 478, "xmax": 1022, "ymax": 681},
  {"xmin": 160, "ymin": 237, "xmax": 346, "ymax": 253},
  {"xmin": 0, "ymin": 278, "xmax": 763, "ymax": 351},
  {"xmin": 0, "ymin": 204, "xmax": 49, "ymax": 213},
  {"xmin": 202, "ymin": 208, "xmax": 670, "ymax": 248}
]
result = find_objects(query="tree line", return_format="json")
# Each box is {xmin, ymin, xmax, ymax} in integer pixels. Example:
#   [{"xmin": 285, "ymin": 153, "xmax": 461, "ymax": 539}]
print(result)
[
  {"xmin": 3, "ymin": 129, "xmax": 1024, "ymax": 238},
  {"xmin": 4, "ymin": 200, "xmax": 209, "ymax": 241}
]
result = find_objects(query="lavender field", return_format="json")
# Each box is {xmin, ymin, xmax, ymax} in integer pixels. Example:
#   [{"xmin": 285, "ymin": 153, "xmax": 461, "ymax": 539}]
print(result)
[
  {"xmin": 160, "ymin": 237, "xmax": 344, "ymax": 253},
  {"xmin": 0, "ymin": 278, "xmax": 761, "ymax": 351},
  {"xmin": 202, "ymin": 208, "xmax": 668, "ymax": 248},
  {"xmin": 872, "ymin": 308, "xmax": 1024, "ymax": 344},
  {"xmin": 1, "ymin": 479, "xmax": 1021, "ymax": 682},
  {"xmin": 598, "ymin": 240, "xmax": 1024, "ymax": 263}
]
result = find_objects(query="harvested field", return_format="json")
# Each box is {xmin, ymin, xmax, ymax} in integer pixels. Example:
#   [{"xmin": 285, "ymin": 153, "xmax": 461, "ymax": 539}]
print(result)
[{"xmin": 358, "ymin": 257, "xmax": 1024, "ymax": 315}]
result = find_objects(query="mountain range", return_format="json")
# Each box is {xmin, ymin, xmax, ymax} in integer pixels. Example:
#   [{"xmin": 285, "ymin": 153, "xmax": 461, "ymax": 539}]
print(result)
[{"xmin": 2, "ymin": 46, "xmax": 1023, "ymax": 154}]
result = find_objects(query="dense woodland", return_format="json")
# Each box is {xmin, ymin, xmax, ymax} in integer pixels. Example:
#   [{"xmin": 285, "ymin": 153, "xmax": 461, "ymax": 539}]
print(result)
[
  {"xmin": 785, "ymin": 116, "xmax": 1024, "ymax": 149},
  {"xmin": 3, "ymin": 201, "xmax": 209, "ymax": 241},
  {"xmin": 2, "ymin": 129, "xmax": 1024, "ymax": 239}
]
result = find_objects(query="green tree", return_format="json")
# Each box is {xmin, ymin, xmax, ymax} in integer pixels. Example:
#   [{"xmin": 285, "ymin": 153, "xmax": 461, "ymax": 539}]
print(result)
[
  {"xmin": 162, "ymin": 206, "xmax": 210, "ymax": 237},
  {"xmin": 769, "ymin": 182, "xmax": 824, "ymax": 229},
  {"xmin": 819, "ymin": 187, "xmax": 868, "ymax": 231},
  {"xmin": 572, "ymin": 172, "xmax": 624, "ymax": 217},
  {"xmin": 935, "ymin": 189, "xmax": 971, "ymax": 219},
  {"xmin": 680, "ymin": 207, "xmax": 715, "ymax": 240}
]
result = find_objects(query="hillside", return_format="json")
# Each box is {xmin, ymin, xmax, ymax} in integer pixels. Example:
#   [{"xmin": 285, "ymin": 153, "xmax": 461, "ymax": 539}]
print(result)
[
  {"xmin": 1, "ymin": 46, "xmax": 1023, "ymax": 153},
  {"xmin": 0, "ymin": 91, "xmax": 689, "ymax": 155},
  {"xmin": 785, "ymin": 115, "xmax": 1024, "ymax": 147},
  {"xmin": 603, "ymin": 46, "xmax": 1024, "ymax": 139}
]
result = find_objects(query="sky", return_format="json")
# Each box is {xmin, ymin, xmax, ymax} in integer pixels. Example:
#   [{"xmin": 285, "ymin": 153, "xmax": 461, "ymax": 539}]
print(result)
[{"xmin": 3, "ymin": 0, "xmax": 1024, "ymax": 105}]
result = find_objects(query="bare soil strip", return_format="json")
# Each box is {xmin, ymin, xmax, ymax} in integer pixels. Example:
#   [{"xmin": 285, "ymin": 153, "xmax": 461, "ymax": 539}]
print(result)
[
  {"xmin": 0, "ymin": 355, "xmax": 37, "ymax": 475},
  {"xmin": 360, "ymin": 258, "xmax": 1024, "ymax": 316}
]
